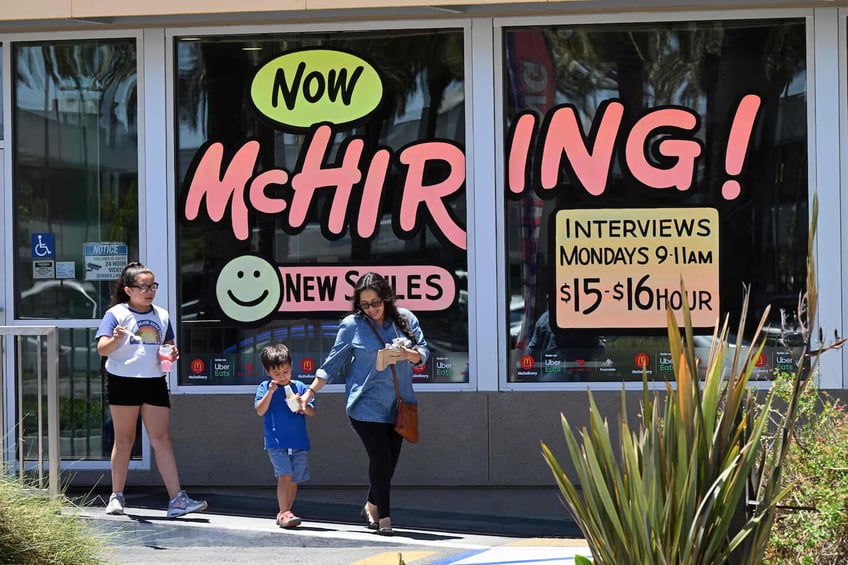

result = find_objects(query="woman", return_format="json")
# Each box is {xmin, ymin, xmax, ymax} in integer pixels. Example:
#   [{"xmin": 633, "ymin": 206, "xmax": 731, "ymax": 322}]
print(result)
[
  {"xmin": 300, "ymin": 272, "xmax": 428, "ymax": 536},
  {"xmin": 96, "ymin": 261, "xmax": 207, "ymax": 518}
]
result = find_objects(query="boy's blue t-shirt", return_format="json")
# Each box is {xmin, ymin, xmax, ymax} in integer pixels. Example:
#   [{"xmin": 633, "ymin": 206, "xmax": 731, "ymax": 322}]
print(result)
[{"xmin": 254, "ymin": 379, "xmax": 314, "ymax": 450}]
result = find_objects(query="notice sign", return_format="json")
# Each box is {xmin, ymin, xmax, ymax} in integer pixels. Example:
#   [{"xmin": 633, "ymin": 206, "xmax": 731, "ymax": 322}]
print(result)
[
  {"xmin": 552, "ymin": 208, "xmax": 719, "ymax": 331},
  {"xmin": 33, "ymin": 260, "xmax": 54, "ymax": 279},
  {"xmin": 84, "ymin": 242, "xmax": 128, "ymax": 281}
]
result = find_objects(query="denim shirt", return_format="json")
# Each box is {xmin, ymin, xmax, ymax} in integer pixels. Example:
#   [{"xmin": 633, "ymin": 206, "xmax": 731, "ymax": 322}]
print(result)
[{"xmin": 316, "ymin": 307, "xmax": 429, "ymax": 424}]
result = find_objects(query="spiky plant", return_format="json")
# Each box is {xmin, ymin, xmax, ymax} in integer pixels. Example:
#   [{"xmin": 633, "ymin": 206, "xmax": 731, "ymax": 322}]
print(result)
[{"xmin": 542, "ymin": 195, "xmax": 838, "ymax": 564}]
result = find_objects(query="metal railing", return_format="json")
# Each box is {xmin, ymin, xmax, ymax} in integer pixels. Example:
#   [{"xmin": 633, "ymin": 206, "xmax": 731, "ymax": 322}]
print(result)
[{"xmin": 0, "ymin": 327, "xmax": 60, "ymax": 496}]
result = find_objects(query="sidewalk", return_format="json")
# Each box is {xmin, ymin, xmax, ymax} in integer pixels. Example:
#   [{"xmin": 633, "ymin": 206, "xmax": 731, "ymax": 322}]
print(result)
[{"xmin": 73, "ymin": 486, "xmax": 592, "ymax": 564}]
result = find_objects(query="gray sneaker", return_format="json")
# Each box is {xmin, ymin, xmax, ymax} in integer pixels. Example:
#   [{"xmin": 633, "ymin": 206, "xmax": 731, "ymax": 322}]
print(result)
[
  {"xmin": 167, "ymin": 490, "xmax": 208, "ymax": 518},
  {"xmin": 105, "ymin": 492, "xmax": 125, "ymax": 515}
]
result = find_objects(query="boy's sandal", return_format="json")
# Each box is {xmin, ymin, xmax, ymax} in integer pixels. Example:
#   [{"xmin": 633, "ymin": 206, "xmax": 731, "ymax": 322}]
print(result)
[{"xmin": 280, "ymin": 511, "xmax": 302, "ymax": 528}]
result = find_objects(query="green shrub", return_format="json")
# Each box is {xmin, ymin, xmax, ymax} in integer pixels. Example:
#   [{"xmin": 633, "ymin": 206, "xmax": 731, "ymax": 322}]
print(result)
[
  {"xmin": 542, "ymin": 293, "xmax": 783, "ymax": 564},
  {"xmin": 765, "ymin": 374, "xmax": 848, "ymax": 564},
  {"xmin": 541, "ymin": 195, "xmax": 834, "ymax": 564},
  {"xmin": 0, "ymin": 471, "xmax": 104, "ymax": 565}
]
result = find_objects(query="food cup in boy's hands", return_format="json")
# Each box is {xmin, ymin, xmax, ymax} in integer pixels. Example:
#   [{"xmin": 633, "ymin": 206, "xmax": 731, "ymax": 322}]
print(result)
[{"xmin": 283, "ymin": 384, "xmax": 301, "ymax": 413}]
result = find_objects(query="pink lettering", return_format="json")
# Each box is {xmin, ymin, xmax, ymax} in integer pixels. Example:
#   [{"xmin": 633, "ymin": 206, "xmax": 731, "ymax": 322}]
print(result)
[
  {"xmin": 357, "ymin": 149, "xmax": 391, "ymax": 238},
  {"xmin": 289, "ymin": 125, "xmax": 363, "ymax": 233},
  {"xmin": 398, "ymin": 142, "xmax": 467, "ymax": 250},
  {"xmin": 507, "ymin": 113, "xmax": 536, "ymax": 195},
  {"xmin": 181, "ymin": 127, "xmax": 468, "ymax": 249},
  {"xmin": 540, "ymin": 102, "xmax": 623, "ymax": 196},
  {"xmin": 184, "ymin": 141, "xmax": 258, "ymax": 240},
  {"xmin": 249, "ymin": 169, "xmax": 288, "ymax": 214},
  {"xmin": 625, "ymin": 107, "xmax": 701, "ymax": 191},
  {"xmin": 506, "ymin": 96, "xmax": 760, "ymax": 201},
  {"xmin": 721, "ymin": 94, "xmax": 761, "ymax": 200}
]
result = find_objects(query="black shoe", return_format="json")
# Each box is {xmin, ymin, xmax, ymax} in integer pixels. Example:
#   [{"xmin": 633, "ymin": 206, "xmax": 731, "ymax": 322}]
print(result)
[{"xmin": 376, "ymin": 526, "xmax": 393, "ymax": 536}]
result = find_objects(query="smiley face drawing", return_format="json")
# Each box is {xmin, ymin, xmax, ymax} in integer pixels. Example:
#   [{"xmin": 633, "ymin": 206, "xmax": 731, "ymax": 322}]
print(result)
[{"xmin": 214, "ymin": 255, "xmax": 282, "ymax": 324}]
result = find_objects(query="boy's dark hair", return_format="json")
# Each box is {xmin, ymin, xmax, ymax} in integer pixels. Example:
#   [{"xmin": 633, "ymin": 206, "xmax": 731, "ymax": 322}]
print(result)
[{"xmin": 260, "ymin": 343, "xmax": 292, "ymax": 371}]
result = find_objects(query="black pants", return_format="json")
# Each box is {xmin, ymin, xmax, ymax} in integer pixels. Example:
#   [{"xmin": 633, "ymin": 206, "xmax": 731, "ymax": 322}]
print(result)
[{"xmin": 349, "ymin": 417, "xmax": 403, "ymax": 520}]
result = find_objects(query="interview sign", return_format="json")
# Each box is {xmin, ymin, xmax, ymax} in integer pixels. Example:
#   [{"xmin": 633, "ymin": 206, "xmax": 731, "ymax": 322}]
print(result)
[{"xmin": 552, "ymin": 208, "xmax": 719, "ymax": 331}]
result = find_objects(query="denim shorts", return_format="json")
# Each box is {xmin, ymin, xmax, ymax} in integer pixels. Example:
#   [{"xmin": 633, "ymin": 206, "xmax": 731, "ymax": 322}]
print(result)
[{"xmin": 267, "ymin": 449, "xmax": 310, "ymax": 482}]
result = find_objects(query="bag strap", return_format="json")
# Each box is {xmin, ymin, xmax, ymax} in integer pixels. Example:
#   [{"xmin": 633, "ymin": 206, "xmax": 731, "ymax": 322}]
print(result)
[{"xmin": 364, "ymin": 317, "xmax": 402, "ymax": 401}]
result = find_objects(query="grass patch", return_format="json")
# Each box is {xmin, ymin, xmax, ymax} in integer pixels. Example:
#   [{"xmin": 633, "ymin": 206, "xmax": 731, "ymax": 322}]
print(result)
[{"xmin": 0, "ymin": 471, "xmax": 105, "ymax": 565}]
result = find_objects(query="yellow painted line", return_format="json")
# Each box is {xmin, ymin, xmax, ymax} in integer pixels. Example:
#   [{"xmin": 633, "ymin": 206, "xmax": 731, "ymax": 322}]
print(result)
[
  {"xmin": 504, "ymin": 538, "xmax": 589, "ymax": 547},
  {"xmin": 350, "ymin": 551, "xmax": 436, "ymax": 565}
]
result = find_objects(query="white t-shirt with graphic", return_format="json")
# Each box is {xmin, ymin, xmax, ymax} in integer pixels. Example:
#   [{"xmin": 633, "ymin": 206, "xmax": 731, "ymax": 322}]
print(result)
[{"xmin": 96, "ymin": 303, "xmax": 175, "ymax": 378}]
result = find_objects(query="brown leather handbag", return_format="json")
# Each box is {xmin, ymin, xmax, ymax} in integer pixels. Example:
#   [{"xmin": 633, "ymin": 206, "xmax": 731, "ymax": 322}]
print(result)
[{"xmin": 390, "ymin": 365, "xmax": 419, "ymax": 443}]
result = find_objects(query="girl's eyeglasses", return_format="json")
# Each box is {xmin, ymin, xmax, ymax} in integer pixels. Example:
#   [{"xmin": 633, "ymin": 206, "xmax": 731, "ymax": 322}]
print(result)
[{"xmin": 131, "ymin": 283, "xmax": 160, "ymax": 292}]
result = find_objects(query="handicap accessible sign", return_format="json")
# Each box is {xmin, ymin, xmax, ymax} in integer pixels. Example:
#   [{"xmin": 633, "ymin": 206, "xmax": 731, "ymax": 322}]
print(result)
[
  {"xmin": 31, "ymin": 233, "xmax": 55, "ymax": 259},
  {"xmin": 84, "ymin": 242, "xmax": 128, "ymax": 281}
]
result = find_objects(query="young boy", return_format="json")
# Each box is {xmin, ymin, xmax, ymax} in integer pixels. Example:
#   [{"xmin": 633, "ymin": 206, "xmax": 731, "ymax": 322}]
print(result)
[{"xmin": 254, "ymin": 343, "xmax": 316, "ymax": 528}]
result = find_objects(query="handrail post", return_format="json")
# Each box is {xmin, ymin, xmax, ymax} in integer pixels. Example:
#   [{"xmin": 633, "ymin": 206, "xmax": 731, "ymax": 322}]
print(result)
[
  {"xmin": 46, "ymin": 327, "xmax": 60, "ymax": 496},
  {"xmin": 0, "ymin": 327, "xmax": 61, "ymax": 495}
]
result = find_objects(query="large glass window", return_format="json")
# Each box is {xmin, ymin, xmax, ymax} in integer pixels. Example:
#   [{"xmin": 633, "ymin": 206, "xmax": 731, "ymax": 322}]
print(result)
[
  {"xmin": 175, "ymin": 30, "xmax": 468, "ymax": 386},
  {"xmin": 13, "ymin": 40, "xmax": 139, "ymax": 320},
  {"xmin": 12, "ymin": 39, "xmax": 138, "ymax": 460},
  {"xmin": 504, "ymin": 19, "xmax": 807, "ymax": 382}
]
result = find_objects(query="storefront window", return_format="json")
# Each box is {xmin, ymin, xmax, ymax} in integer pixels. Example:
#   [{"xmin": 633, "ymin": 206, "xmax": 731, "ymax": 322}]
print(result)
[
  {"xmin": 175, "ymin": 30, "xmax": 468, "ymax": 386},
  {"xmin": 504, "ymin": 19, "xmax": 807, "ymax": 382},
  {"xmin": 13, "ymin": 39, "xmax": 139, "ymax": 320}
]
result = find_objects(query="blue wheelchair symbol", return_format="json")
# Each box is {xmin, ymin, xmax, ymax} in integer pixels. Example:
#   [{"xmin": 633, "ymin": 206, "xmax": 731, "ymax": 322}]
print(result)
[{"xmin": 31, "ymin": 233, "xmax": 55, "ymax": 259}]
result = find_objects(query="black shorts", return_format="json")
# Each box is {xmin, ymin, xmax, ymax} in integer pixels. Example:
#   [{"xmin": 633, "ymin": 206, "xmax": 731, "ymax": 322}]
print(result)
[{"xmin": 106, "ymin": 373, "xmax": 171, "ymax": 408}]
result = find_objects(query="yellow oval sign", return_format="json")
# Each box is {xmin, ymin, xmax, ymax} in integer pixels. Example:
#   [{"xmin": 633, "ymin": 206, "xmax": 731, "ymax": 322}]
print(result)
[{"xmin": 250, "ymin": 49, "xmax": 383, "ymax": 130}]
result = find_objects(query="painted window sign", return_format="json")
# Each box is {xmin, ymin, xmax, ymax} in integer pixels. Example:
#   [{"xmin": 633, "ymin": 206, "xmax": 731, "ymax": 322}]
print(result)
[
  {"xmin": 180, "ymin": 45, "xmax": 465, "ymax": 326},
  {"xmin": 181, "ymin": 45, "xmax": 759, "ymax": 329},
  {"xmin": 507, "ymin": 95, "xmax": 760, "ymax": 202},
  {"xmin": 505, "ymin": 93, "xmax": 756, "ymax": 331},
  {"xmin": 552, "ymin": 208, "xmax": 719, "ymax": 330},
  {"xmin": 183, "ymin": 52, "xmax": 759, "ymax": 240},
  {"xmin": 181, "ymin": 47, "xmax": 466, "ymax": 255},
  {"xmin": 249, "ymin": 48, "xmax": 384, "ymax": 130},
  {"xmin": 182, "ymin": 126, "xmax": 466, "ymax": 249},
  {"xmin": 212, "ymin": 257, "xmax": 454, "ymax": 326}
]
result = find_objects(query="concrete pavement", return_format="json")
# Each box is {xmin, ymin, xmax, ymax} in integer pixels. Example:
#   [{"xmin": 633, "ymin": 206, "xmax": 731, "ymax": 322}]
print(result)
[{"xmin": 72, "ymin": 486, "xmax": 593, "ymax": 564}]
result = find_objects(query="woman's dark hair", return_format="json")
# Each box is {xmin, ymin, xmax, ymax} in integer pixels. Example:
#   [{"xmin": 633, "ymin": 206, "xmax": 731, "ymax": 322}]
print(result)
[
  {"xmin": 352, "ymin": 272, "xmax": 415, "ymax": 342},
  {"xmin": 111, "ymin": 261, "xmax": 154, "ymax": 306}
]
